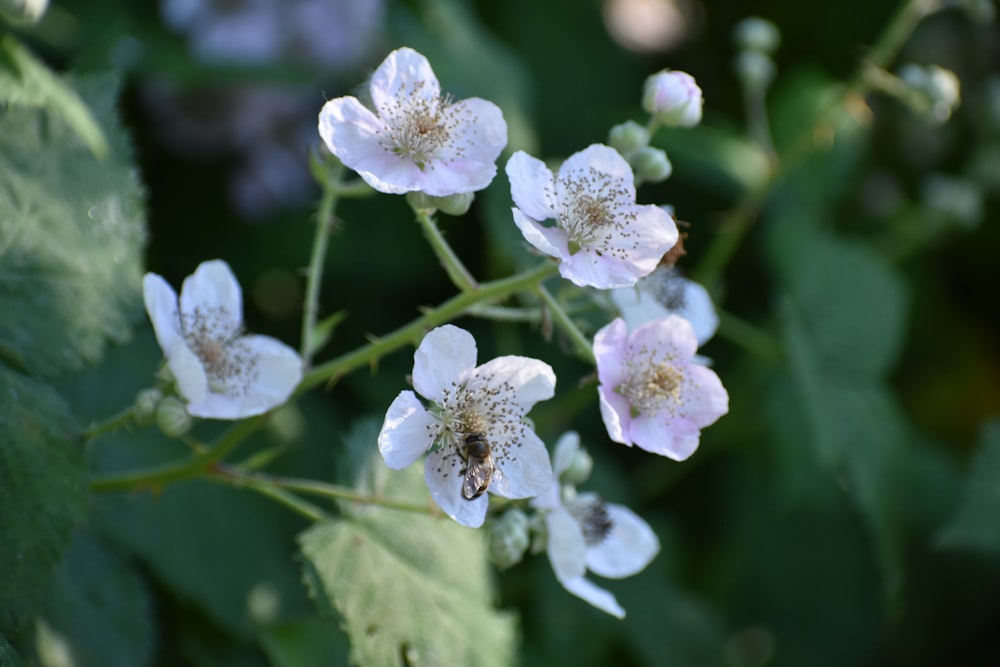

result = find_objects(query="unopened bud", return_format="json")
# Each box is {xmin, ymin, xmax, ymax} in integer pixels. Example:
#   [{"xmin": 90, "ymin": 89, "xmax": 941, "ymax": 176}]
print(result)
[
  {"xmin": 488, "ymin": 509, "xmax": 530, "ymax": 570},
  {"xmin": 734, "ymin": 50, "xmax": 776, "ymax": 90},
  {"xmin": 898, "ymin": 64, "xmax": 961, "ymax": 124},
  {"xmin": 134, "ymin": 388, "xmax": 163, "ymax": 425},
  {"xmin": 642, "ymin": 70, "xmax": 703, "ymax": 128},
  {"xmin": 630, "ymin": 146, "xmax": 673, "ymax": 184},
  {"xmin": 608, "ymin": 121, "xmax": 650, "ymax": 158},
  {"xmin": 155, "ymin": 397, "xmax": 191, "ymax": 438},
  {"xmin": 561, "ymin": 447, "xmax": 594, "ymax": 487},
  {"xmin": 0, "ymin": 0, "xmax": 48, "ymax": 25},
  {"xmin": 406, "ymin": 191, "xmax": 475, "ymax": 216},
  {"xmin": 733, "ymin": 17, "xmax": 780, "ymax": 54}
]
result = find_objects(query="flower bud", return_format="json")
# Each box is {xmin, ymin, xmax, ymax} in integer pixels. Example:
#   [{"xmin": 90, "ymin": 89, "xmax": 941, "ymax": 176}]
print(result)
[
  {"xmin": 733, "ymin": 17, "xmax": 781, "ymax": 54},
  {"xmin": 608, "ymin": 120, "xmax": 650, "ymax": 158},
  {"xmin": 155, "ymin": 397, "xmax": 192, "ymax": 438},
  {"xmin": 642, "ymin": 70, "xmax": 703, "ymax": 128},
  {"xmin": 487, "ymin": 508, "xmax": 530, "ymax": 570},
  {"xmin": 898, "ymin": 64, "xmax": 961, "ymax": 124},
  {"xmin": 406, "ymin": 191, "xmax": 475, "ymax": 216},
  {"xmin": 560, "ymin": 447, "xmax": 594, "ymax": 487},
  {"xmin": 630, "ymin": 146, "xmax": 673, "ymax": 184},
  {"xmin": 734, "ymin": 50, "xmax": 776, "ymax": 90},
  {"xmin": 134, "ymin": 388, "xmax": 163, "ymax": 426},
  {"xmin": 0, "ymin": 0, "xmax": 48, "ymax": 25}
]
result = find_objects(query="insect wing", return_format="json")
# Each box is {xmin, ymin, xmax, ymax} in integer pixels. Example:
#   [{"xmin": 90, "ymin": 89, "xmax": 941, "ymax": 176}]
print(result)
[{"xmin": 462, "ymin": 453, "xmax": 494, "ymax": 500}]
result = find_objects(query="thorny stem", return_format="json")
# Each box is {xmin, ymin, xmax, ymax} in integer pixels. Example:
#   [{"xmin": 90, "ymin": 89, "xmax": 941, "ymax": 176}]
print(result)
[
  {"xmin": 414, "ymin": 207, "xmax": 479, "ymax": 292},
  {"xmin": 692, "ymin": 0, "xmax": 941, "ymax": 292},
  {"xmin": 209, "ymin": 470, "xmax": 330, "ymax": 522},
  {"xmin": 301, "ymin": 162, "xmax": 345, "ymax": 365},
  {"xmin": 536, "ymin": 285, "xmax": 596, "ymax": 365},
  {"xmin": 81, "ymin": 405, "xmax": 136, "ymax": 441}
]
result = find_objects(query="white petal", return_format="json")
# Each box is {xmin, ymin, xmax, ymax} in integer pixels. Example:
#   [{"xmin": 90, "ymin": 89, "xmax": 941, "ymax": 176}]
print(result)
[
  {"xmin": 560, "ymin": 248, "xmax": 642, "ymax": 289},
  {"xmin": 560, "ymin": 576, "xmax": 626, "ymax": 619},
  {"xmin": 609, "ymin": 285, "xmax": 672, "ymax": 331},
  {"xmin": 425, "ymin": 448, "xmax": 489, "ymax": 528},
  {"xmin": 226, "ymin": 334, "xmax": 303, "ymax": 415},
  {"xmin": 511, "ymin": 208, "xmax": 569, "ymax": 260},
  {"xmin": 586, "ymin": 503, "xmax": 660, "ymax": 579},
  {"xmin": 675, "ymin": 279, "xmax": 719, "ymax": 346},
  {"xmin": 369, "ymin": 47, "xmax": 440, "ymax": 115},
  {"xmin": 142, "ymin": 273, "xmax": 183, "ymax": 357},
  {"xmin": 472, "ymin": 355, "xmax": 555, "ymax": 412},
  {"xmin": 506, "ymin": 151, "xmax": 557, "ymax": 222},
  {"xmin": 492, "ymin": 430, "xmax": 553, "ymax": 499},
  {"xmin": 179, "ymin": 259, "xmax": 243, "ymax": 340},
  {"xmin": 378, "ymin": 391, "xmax": 439, "ymax": 469},
  {"xmin": 558, "ymin": 144, "xmax": 634, "ymax": 191},
  {"xmin": 545, "ymin": 508, "xmax": 587, "ymax": 581},
  {"xmin": 552, "ymin": 431, "xmax": 581, "ymax": 478},
  {"xmin": 412, "ymin": 325, "xmax": 477, "ymax": 403},
  {"xmin": 414, "ymin": 97, "xmax": 506, "ymax": 195},
  {"xmin": 598, "ymin": 386, "xmax": 631, "ymax": 446},
  {"xmin": 603, "ymin": 203, "xmax": 677, "ymax": 267},
  {"xmin": 167, "ymin": 338, "xmax": 209, "ymax": 407}
]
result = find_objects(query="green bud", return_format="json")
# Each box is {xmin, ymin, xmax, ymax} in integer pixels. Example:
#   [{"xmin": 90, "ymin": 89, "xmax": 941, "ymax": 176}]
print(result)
[
  {"xmin": 406, "ymin": 191, "xmax": 475, "ymax": 216},
  {"xmin": 898, "ymin": 64, "xmax": 961, "ymax": 124},
  {"xmin": 488, "ymin": 509, "xmax": 530, "ymax": 570},
  {"xmin": 733, "ymin": 17, "xmax": 781, "ymax": 54},
  {"xmin": 155, "ymin": 397, "xmax": 192, "ymax": 438},
  {"xmin": 631, "ymin": 146, "xmax": 673, "ymax": 184},
  {"xmin": 134, "ymin": 388, "xmax": 163, "ymax": 426},
  {"xmin": 734, "ymin": 50, "xmax": 776, "ymax": 90},
  {"xmin": 608, "ymin": 121, "xmax": 650, "ymax": 159},
  {"xmin": 0, "ymin": 0, "xmax": 48, "ymax": 25},
  {"xmin": 922, "ymin": 173, "xmax": 983, "ymax": 230},
  {"xmin": 561, "ymin": 447, "xmax": 594, "ymax": 487}
]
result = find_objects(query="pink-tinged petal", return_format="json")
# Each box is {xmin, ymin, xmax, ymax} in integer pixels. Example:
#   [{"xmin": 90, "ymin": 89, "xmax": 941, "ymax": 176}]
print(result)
[
  {"xmin": 511, "ymin": 208, "xmax": 569, "ymax": 260},
  {"xmin": 179, "ymin": 260, "xmax": 243, "ymax": 340},
  {"xmin": 585, "ymin": 502, "xmax": 660, "ymax": 579},
  {"xmin": 598, "ymin": 386, "xmax": 631, "ymax": 446},
  {"xmin": 630, "ymin": 315, "xmax": 699, "ymax": 363},
  {"xmin": 369, "ymin": 47, "xmax": 441, "ymax": 114},
  {"xmin": 425, "ymin": 448, "xmax": 489, "ymax": 527},
  {"xmin": 560, "ymin": 576, "xmax": 626, "ymax": 619},
  {"xmin": 412, "ymin": 325, "xmax": 477, "ymax": 402},
  {"xmin": 143, "ymin": 273, "xmax": 183, "ymax": 356},
  {"xmin": 593, "ymin": 319, "xmax": 629, "ymax": 388},
  {"xmin": 472, "ymin": 355, "xmax": 556, "ymax": 411},
  {"xmin": 629, "ymin": 414, "xmax": 700, "ymax": 460},
  {"xmin": 680, "ymin": 363, "xmax": 729, "ymax": 427},
  {"xmin": 492, "ymin": 430, "xmax": 553, "ymax": 499},
  {"xmin": 506, "ymin": 151, "xmax": 557, "ymax": 221},
  {"xmin": 378, "ymin": 391, "xmax": 439, "ymax": 469},
  {"xmin": 558, "ymin": 144, "xmax": 635, "ymax": 192},
  {"xmin": 545, "ymin": 508, "xmax": 587, "ymax": 581}
]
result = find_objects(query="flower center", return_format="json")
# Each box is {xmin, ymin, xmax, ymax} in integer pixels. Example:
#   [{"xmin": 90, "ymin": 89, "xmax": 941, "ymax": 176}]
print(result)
[
  {"xmin": 436, "ymin": 371, "xmax": 527, "ymax": 461},
  {"xmin": 617, "ymin": 345, "xmax": 685, "ymax": 417},
  {"xmin": 181, "ymin": 306, "xmax": 259, "ymax": 397},
  {"xmin": 558, "ymin": 167, "xmax": 638, "ymax": 259},
  {"xmin": 380, "ymin": 84, "xmax": 457, "ymax": 170},
  {"xmin": 567, "ymin": 495, "xmax": 613, "ymax": 546}
]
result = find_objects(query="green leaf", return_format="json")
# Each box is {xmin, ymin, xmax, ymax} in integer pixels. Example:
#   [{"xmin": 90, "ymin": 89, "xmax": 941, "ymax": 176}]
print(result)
[
  {"xmin": 299, "ymin": 464, "xmax": 517, "ymax": 667},
  {"xmin": 0, "ymin": 368, "xmax": 89, "ymax": 637},
  {"xmin": 0, "ymin": 36, "xmax": 108, "ymax": 157},
  {"xmin": 654, "ymin": 123, "xmax": 771, "ymax": 197},
  {"xmin": 0, "ymin": 72, "xmax": 146, "ymax": 379},
  {"xmin": 36, "ymin": 533, "xmax": 154, "ymax": 667},
  {"xmin": 0, "ymin": 634, "xmax": 24, "ymax": 667},
  {"xmin": 260, "ymin": 616, "xmax": 350, "ymax": 667},
  {"xmin": 937, "ymin": 420, "xmax": 1000, "ymax": 554}
]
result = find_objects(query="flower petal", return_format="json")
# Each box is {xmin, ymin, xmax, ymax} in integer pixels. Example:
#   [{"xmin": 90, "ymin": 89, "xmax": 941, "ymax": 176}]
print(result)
[
  {"xmin": 143, "ymin": 272, "xmax": 183, "ymax": 357},
  {"xmin": 545, "ymin": 508, "xmax": 587, "ymax": 581},
  {"xmin": 630, "ymin": 315, "xmax": 699, "ymax": 364},
  {"xmin": 492, "ymin": 430, "xmax": 553, "ymax": 499},
  {"xmin": 378, "ymin": 391, "xmax": 439, "ymax": 469},
  {"xmin": 511, "ymin": 208, "xmax": 569, "ymax": 260},
  {"xmin": 506, "ymin": 151, "xmax": 557, "ymax": 222},
  {"xmin": 552, "ymin": 431, "xmax": 581, "ymax": 478},
  {"xmin": 629, "ymin": 413, "xmax": 700, "ymax": 460},
  {"xmin": 560, "ymin": 576, "xmax": 626, "ymax": 619},
  {"xmin": 414, "ymin": 97, "xmax": 506, "ymax": 196},
  {"xmin": 412, "ymin": 325, "xmax": 477, "ymax": 403},
  {"xmin": 472, "ymin": 355, "xmax": 556, "ymax": 412},
  {"xmin": 680, "ymin": 363, "xmax": 729, "ymax": 428},
  {"xmin": 369, "ymin": 47, "xmax": 441, "ymax": 115},
  {"xmin": 167, "ymin": 339, "xmax": 209, "ymax": 408},
  {"xmin": 593, "ymin": 318, "xmax": 629, "ymax": 389},
  {"xmin": 610, "ymin": 284, "xmax": 672, "ymax": 331},
  {"xmin": 586, "ymin": 502, "xmax": 660, "ymax": 579},
  {"xmin": 425, "ymin": 448, "xmax": 489, "ymax": 528},
  {"xmin": 179, "ymin": 259, "xmax": 243, "ymax": 340},
  {"xmin": 598, "ymin": 386, "xmax": 631, "ymax": 446},
  {"xmin": 675, "ymin": 278, "xmax": 719, "ymax": 345},
  {"xmin": 558, "ymin": 143, "xmax": 635, "ymax": 188}
]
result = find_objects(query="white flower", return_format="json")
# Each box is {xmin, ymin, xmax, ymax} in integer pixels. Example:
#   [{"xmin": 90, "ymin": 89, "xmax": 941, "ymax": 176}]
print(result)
[
  {"xmin": 143, "ymin": 259, "xmax": 303, "ymax": 419},
  {"xmin": 609, "ymin": 266, "xmax": 718, "ymax": 346},
  {"xmin": 594, "ymin": 316, "xmax": 728, "ymax": 461},
  {"xmin": 533, "ymin": 432, "xmax": 660, "ymax": 619},
  {"xmin": 318, "ymin": 46, "xmax": 508, "ymax": 196},
  {"xmin": 377, "ymin": 325, "xmax": 555, "ymax": 528},
  {"xmin": 641, "ymin": 69, "xmax": 703, "ymax": 128},
  {"xmin": 506, "ymin": 144, "xmax": 678, "ymax": 289}
]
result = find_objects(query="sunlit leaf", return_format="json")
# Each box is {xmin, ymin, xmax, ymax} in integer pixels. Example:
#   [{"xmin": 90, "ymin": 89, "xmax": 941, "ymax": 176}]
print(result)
[{"xmin": 299, "ymin": 464, "xmax": 517, "ymax": 667}]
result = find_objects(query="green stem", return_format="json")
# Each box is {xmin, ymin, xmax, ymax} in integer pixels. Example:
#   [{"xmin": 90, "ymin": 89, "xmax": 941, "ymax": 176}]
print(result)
[
  {"xmin": 90, "ymin": 415, "xmax": 264, "ymax": 493},
  {"xmin": 301, "ymin": 260, "xmax": 559, "ymax": 391},
  {"xmin": 414, "ymin": 208, "xmax": 478, "ymax": 292},
  {"xmin": 301, "ymin": 163, "xmax": 345, "ymax": 364},
  {"xmin": 206, "ymin": 469, "xmax": 329, "ymax": 522},
  {"xmin": 537, "ymin": 285, "xmax": 596, "ymax": 365},
  {"xmin": 743, "ymin": 82, "xmax": 776, "ymax": 163},
  {"xmin": 692, "ymin": 0, "xmax": 939, "ymax": 292},
  {"xmin": 81, "ymin": 405, "xmax": 136, "ymax": 442}
]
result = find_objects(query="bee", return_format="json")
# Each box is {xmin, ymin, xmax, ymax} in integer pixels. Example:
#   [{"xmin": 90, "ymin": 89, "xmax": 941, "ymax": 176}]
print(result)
[{"xmin": 459, "ymin": 431, "xmax": 496, "ymax": 500}]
